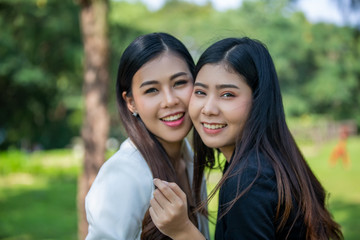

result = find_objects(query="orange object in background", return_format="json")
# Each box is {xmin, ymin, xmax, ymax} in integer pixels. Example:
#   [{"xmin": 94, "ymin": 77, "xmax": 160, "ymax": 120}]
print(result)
[{"xmin": 329, "ymin": 125, "xmax": 350, "ymax": 169}]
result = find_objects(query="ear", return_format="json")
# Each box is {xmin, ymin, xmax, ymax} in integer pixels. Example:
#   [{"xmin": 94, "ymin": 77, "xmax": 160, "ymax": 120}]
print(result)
[{"xmin": 122, "ymin": 91, "xmax": 136, "ymax": 114}]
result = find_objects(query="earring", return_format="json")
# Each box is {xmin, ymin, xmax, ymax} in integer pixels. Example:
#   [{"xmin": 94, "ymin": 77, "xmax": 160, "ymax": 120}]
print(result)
[{"xmin": 132, "ymin": 112, "xmax": 138, "ymax": 117}]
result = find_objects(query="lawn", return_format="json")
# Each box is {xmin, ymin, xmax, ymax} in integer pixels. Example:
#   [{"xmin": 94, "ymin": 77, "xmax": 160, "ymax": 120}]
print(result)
[
  {"xmin": 0, "ymin": 150, "xmax": 81, "ymax": 240},
  {"xmin": 0, "ymin": 137, "xmax": 359, "ymax": 239}
]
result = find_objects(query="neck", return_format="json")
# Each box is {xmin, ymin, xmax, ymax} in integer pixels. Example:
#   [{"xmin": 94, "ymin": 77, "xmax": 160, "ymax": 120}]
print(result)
[
  {"xmin": 220, "ymin": 145, "xmax": 235, "ymax": 162},
  {"xmin": 159, "ymin": 139, "xmax": 183, "ymax": 165}
]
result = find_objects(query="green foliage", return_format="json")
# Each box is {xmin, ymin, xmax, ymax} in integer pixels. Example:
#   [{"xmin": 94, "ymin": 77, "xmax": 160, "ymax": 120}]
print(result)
[
  {"xmin": 1, "ymin": 0, "xmax": 359, "ymax": 150},
  {"xmin": 109, "ymin": 0, "xmax": 360, "ymax": 123},
  {"xmin": 0, "ymin": 0, "xmax": 83, "ymax": 150}
]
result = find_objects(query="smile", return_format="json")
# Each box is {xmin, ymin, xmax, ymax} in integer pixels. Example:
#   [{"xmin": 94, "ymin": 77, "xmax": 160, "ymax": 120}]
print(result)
[
  {"xmin": 203, "ymin": 123, "xmax": 227, "ymax": 129},
  {"xmin": 161, "ymin": 113, "xmax": 184, "ymax": 122},
  {"xmin": 161, "ymin": 113, "xmax": 185, "ymax": 128}
]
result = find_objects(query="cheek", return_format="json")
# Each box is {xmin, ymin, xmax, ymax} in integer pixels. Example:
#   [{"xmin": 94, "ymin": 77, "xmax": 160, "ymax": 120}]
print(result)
[
  {"xmin": 181, "ymin": 86, "xmax": 193, "ymax": 106},
  {"xmin": 133, "ymin": 95, "xmax": 155, "ymax": 114},
  {"xmin": 225, "ymin": 101, "xmax": 252, "ymax": 122},
  {"xmin": 188, "ymin": 95, "xmax": 199, "ymax": 120},
  {"xmin": 188, "ymin": 105, "xmax": 196, "ymax": 121},
  {"xmin": 230, "ymin": 99, "xmax": 252, "ymax": 112}
]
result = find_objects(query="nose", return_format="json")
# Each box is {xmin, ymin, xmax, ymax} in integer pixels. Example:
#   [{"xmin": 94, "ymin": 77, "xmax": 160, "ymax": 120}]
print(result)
[
  {"xmin": 160, "ymin": 88, "xmax": 179, "ymax": 108},
  {"xmin": 201, "ymin": 96, "xmax": 219, "ymax": 116}
]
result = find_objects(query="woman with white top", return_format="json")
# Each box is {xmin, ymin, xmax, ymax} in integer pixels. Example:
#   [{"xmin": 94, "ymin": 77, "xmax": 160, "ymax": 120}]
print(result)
[{"xmin": 85, "ymin": 32, "xmax": 209, "ymax": 240}]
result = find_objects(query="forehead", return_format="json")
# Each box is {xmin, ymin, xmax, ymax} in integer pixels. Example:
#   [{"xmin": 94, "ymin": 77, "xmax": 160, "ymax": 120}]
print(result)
[
  {"xmin": 196, "ymin": 63, "xmax": 245, "ymax": 85},
  {"xmin": 133, "ymin": 52, "xmax": 191, "ymax": 82}
]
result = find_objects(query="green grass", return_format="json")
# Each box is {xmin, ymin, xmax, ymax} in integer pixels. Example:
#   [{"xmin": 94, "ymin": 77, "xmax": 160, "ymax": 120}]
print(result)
[
  {"xmin": 0, "ymin": 149, "xmax": 80, "ymax": 240},
  {"xmin": 305, "ymin": 136, "xmax": 360, "ymax": 239},
  {"xmin": 0, "ymin": 137, "xmax": 359, "ymax": 239}
]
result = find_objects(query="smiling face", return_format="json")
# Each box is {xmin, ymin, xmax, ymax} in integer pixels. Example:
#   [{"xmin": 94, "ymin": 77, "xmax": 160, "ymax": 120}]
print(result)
[
  {"xmin": 123, "ymin": 52, "xmax": 193, "ymax": 146},
  {"xmin": 189, "ymin": 63, "xmax": 253, "ymax": 160}
]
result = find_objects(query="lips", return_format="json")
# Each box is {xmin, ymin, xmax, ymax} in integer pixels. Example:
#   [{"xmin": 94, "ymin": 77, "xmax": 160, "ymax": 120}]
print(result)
[
  {"xmin": 202, "ymin": 122, "xmax": 227, "ymax": 129},
  {"xmin": 161, "ymin": 113, "xmax": 184, "ymax": 122},
  {"xmin": 160, "ymin": 112, "xmax": 186, "ymax": 127},
  {"xmin": 201, "ymin": 122, "xmax": 227, "ymax": 134}
]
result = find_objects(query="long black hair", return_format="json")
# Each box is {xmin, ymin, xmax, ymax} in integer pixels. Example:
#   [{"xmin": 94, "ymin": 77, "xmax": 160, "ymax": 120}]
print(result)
[
  {"xmin": 192, "ymin": 37, "xmax": 342, "ymax": 240},
  {"xmin": 116, "ymin": 32, "xmax": 196, "ymax": 240}
]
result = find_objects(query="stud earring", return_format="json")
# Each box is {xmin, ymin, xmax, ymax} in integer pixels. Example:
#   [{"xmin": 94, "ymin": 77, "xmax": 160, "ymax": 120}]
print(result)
[{"xmin": 132, "ymin": 112, "xmax": 138, "ymax": 117}]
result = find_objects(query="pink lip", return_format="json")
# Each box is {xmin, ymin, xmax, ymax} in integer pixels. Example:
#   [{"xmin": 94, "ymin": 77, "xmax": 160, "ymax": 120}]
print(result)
[
  {"xmin": 163, "ymin": 117, "xmax": 184, "ymax": 127},
  {"xmin": 202, "ymin": 122, "xmax": 226, "ymax": 134},
  {"xmin": 161, "ymin": 113, "xmax": 185, "ymax": 128}
]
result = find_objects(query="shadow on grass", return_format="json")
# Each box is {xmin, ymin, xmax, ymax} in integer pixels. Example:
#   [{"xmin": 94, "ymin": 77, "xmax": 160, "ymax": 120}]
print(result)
[
  {"xmin": 0, "ymin": 175, "xmax": 78, "ymax": 240},
  {"xmin": 329, "ymin": 199, "xmax": 360, "ymax": 240}
]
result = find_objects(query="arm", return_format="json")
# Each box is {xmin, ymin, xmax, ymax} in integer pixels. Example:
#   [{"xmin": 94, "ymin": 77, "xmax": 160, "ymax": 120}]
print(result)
[{"xmin": 149, "ymin": 179, "xmax": 206, "ymax": 240}]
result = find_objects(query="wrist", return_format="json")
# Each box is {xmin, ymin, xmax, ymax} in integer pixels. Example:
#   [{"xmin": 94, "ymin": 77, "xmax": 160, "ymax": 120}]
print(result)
[{"xmin": 171, "ymin": 220, "xmax": 205, "ymax": 240}]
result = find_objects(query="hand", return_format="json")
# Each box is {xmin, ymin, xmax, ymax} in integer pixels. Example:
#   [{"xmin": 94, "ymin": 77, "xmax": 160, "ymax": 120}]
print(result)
[{"xmin": 149, "ymin": 178, "xmax": 195, "ymax": 239}]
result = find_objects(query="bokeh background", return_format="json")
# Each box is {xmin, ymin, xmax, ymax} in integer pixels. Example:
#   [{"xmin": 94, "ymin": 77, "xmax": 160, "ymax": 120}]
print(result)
[{"xmin": 0, "ymin": 0, "xmax": 359, "ymax": 239}]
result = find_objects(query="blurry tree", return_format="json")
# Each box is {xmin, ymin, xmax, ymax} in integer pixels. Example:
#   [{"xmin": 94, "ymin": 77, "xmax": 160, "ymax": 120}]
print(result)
[
  {"xmin": 90, "ymin": 0, "xmax": 360, "ymax": 129},
  {"xmin": 76, "ymin": 0, "xmax": 110, "ymax": 239},
  {"xmin": 0, "ymin": 0, "xmax": 83, "ymax": 150},
  {"xmin": 304, "ymin": 23, "xmax": 360, "ymax": 121}
]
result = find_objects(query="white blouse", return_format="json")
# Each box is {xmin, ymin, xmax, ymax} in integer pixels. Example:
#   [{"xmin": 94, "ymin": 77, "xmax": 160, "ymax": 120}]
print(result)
[{"xmin": 85, "ymin": 138, "xmax": 209, "ymax": 240}]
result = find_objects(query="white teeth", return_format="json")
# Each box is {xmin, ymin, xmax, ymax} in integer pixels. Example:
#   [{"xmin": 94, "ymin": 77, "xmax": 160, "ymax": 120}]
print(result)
[
  {"xmin": 203, "ymin": 123, "xmax": 226, "ymax": 129},
  {"xmin": 162, "ymin": 113, "xmax": 183, "ymax": 122}
]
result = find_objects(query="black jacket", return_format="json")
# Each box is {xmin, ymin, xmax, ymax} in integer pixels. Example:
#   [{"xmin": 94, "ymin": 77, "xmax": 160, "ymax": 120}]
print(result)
[{"xmin": 215, "ymin": 152, "xmax": 306, "ymax": 240}]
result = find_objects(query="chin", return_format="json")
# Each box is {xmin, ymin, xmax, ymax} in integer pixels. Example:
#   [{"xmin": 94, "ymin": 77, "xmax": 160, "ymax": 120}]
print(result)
[{"xmin": 202, "ymin": 140, "xmax": 222, "ymax": 149}]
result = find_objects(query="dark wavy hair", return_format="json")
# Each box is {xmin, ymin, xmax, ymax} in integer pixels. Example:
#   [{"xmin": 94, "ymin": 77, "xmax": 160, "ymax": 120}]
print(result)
[
  {"xmin": 192, "ymin": 37, "xmax": 343, "ymax": 240},
  {"xmin": 116, "ymin": 32, "xmax": 197, "ymax": 240}
]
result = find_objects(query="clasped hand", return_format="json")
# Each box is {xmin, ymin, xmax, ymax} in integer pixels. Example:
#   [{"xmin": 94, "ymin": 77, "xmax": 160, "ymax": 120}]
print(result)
[{"xmin": 149, "ymin": 178, "xmax": 192, "ymax": 239}]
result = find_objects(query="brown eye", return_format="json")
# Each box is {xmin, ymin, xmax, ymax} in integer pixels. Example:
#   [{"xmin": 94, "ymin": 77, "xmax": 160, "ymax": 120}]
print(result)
[
  {"xmin": 221, "ymin": 92, "xmax": 235, "ymax": 98},
  {"xmin": 194, "ymin": 90, "xmax": 206, "ymax": 96},
  {"xmin": 174, "ymin": 80, "xmax": 188, "ymax": 87},
  {"xmin": 145, "ymin": 88, "xmax": 158, "ymax": 94}
]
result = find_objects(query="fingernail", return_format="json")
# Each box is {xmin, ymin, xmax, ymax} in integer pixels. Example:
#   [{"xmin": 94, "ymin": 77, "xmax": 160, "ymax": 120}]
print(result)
[{"xmin": 162, "ymin": 180, "xmax": 169, "ymax": 185}]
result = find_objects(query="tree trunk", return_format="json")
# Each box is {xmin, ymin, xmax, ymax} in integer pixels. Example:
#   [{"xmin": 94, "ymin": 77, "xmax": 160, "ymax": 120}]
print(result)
[{"xmin": 77, "ymin": 0, "xmax": 109, "ymax": 239}]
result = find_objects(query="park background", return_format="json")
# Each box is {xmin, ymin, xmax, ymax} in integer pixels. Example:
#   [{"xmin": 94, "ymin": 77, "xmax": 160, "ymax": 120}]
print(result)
[{"xmin": 0, "ymin": 0, "xmax": 359, "ymax": 239}]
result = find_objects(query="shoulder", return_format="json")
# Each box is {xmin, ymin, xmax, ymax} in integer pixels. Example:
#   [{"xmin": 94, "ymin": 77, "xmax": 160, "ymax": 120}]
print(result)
[
  {"xmin": 222, "ymin": 151, "xmax": 277, "ymax": 205},
  {"xmin": 85, "ymin": 138, "xmax": 154, "ymax": 239},
  {"xmin": 98, "ymin": 138, "xmax": 152, "ymax": 179},
  {"xmin": 89, "ymin": 138, "xmax": 153, "ymax": 193},
  {"xmin": 86, "ymin": 138, "xmax": 154, "ymax": 212},
  {"xmin": 228, "ymin": 151, "xmax": 275, "ymax": 185},
  {"xmin": 217, "ymin": 151, "xmax": 278, "ymax": 238},
  {"xmin": 86, "ymin": 138, "xmax": 154, "ymax": 198}
]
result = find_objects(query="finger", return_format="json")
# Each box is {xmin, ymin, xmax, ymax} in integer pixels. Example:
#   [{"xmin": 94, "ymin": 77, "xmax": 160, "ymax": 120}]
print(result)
[
  {"xmin": 149, "ymin": 206, "xmax": 159, "ymax": 226},
  {"xmin": 168, "ymin": 182, "xmax": 187, "ymax": 202},
  {"xmin": 150, "ymin": 197, "xmax": 163, "ymax": 217},
  {"xmin": 153, "ymin": 178, "xmax": 178, "ymax": 203},
  {"xmin": 153, "ymin": 188, "xmax": 174, "ymax": 210}
]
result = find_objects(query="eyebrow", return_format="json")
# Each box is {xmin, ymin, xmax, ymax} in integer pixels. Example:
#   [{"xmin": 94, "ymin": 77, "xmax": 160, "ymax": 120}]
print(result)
[
  {"xmin": 216, "ymin": 84, "xmax": 239, "ymax": 90},
  {"xmin": 140, "ymin": 80, "xmax": 158, "ymax": 88},
  {"xmin": 140, "ymin": 72, "xmax": 189, "ymax": 88},
  {"xmin": 194, "ymin": 82, "xmax": 208, "ymax": 89},
  {"xmin": 170, "ymin": 72, "xmax": 189, "ymax": 80},
  {"xmin": 194, "ymin": 82, "xmax": 239, "ymax": 90}
]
